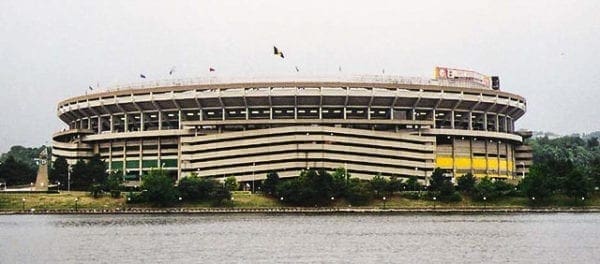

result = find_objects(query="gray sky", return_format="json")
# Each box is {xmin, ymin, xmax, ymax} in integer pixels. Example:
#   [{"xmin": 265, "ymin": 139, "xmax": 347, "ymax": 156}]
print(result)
[{"xmin": 1, "ymin": 0, "xmax": 599, "ymax": 152}]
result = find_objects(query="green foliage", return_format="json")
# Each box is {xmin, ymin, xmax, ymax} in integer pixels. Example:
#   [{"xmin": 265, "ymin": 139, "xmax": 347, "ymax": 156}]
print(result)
[
  {"xmin": 89, "ymin": 183, "xmax": 103, "ymax": 198},
  {"xmin": 456, "ymin": 173, "xmax": 476, "ymax": 194},
  {"xmin": 428, "ymin": 168, "xmax": 447, "ymax": 193},
  {"xmin": 106, "ymin": 171, "xmax": 124, "ymax": 198},
  {"xmin": 520, "ymin": 164, "xmax": 552, "ymax": 201},
  {"xmin": 210, "ymin": 186, "xmax": 232, "ymax": 206},
  {"xmin": 562, "ymin": 168, "xmax": 590, "ymax": 199},
  {"xmin": 262, "ymin": 171, "xmax": 280, "ymax": 196},
  {"xmin": 0, "ymin": 145, "xmax": 47, "ymax": 170},
  {"xmin": 70, "ymin": 159, "xmax": 88, "ymax": 190},
  {"xmin": 345, "ymin": 178, "xmax": 373, "ymax": 205},
  {"xmin": 405, "ymin": 176, "xmax": 422, "ymax": 191},
  {"xmin": 178, "ymin": 176, "xmax": 218, "ymax": 200},
  {"xmin": 276, "ymin": 169, "xmax": 335, "ymax": 206},
  {"xmin": 140, "ymin": 169, "xmax": 178, "ymax": 206},
  {"xmin": 474, "ymin": 177, "xmax": 496, "ymax": 200},
  {"xmin": 370, "ymin": 174, "xmax": 388, "ymax": 198},
  {"xmin": 331, "ymin": 167, "xmax": 348, "ymax": 197},
  {"xmin": 428, "ymin": 168, "xmax": 458, "ymax": 201},
  {"xmin": 0, "ymin": 155, "xmax": 36, "ymax": 186},
  {"xmin": 224, "ymin": 176, "xmax": 238, "ymax": 192},
  {"xmin": 50, "ymin": 156, "xmax": 69, "ymax": 184},
  {"xmin": 87, "ymin": 154, "xmax": 108, "ymax": 185},
  {"xmin": 69, "ymin": 155, "xmax": 109, "ymax": 190},
  {"xmin": 387, "ymin": 175, "xmax": 403, "ymax": 196}
]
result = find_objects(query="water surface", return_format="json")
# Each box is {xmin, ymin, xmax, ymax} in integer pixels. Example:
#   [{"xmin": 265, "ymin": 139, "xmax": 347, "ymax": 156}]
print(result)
[{"xmin": 0, "ymin": 213, "xmax": 598, "ymax": 263}]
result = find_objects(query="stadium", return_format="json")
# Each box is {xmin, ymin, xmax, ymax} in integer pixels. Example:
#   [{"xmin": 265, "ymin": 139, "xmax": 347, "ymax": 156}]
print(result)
[{"xmin": 52, "ymin": 67, "xmax": 532, "ymax": 185}]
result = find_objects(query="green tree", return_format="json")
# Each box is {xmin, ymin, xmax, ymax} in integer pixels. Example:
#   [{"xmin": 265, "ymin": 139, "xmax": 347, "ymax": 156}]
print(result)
[
  {"xmin": 562, "ymin": 168, "xmax": 590, "ymax": 200},
  {"xmin": 371, "ymin": 174, "xmax": 388, "ymax": 198},
  {"xmin": 276, "ymin": 169, "xmax": 334, "ymax": 206},
  {"xmin": 520, "ymin": 164, "xmax": 552, "ymax": 202},
  {"xmin": 331, "ymin": 167, "xmax": 348, "ymax": 198},
  {"xmin": 224, "ymin": 176, "xmax": 238, "ymax": 192},
  {"xmin": 178, "ymin": 176, "xmax": 218, "ymax": 200},
  {"xmin": 405, "ymin": 176, "xmax": 422, "ymax": 191},
  {"xmin": 0, "ymin": 155, "xmax": 36, "ymax": 186},
  {"xmin": 387, "ymin": 175, "xmax": 403, "ymax": 196},
  {"xmin": 262, "ymin": 171, "xmax": 280, "ymax": 196},
  {"xmin": 210, "ymin": 186, "xmax": 232, "ymax": 206},
  {"xmin": 475, "ymin": 177, "xmax": 496, "ymax": 200},
  {"xmin": 106, "ymin": 170, "xmax": 124, "ymax": 198},
  {"xmin": 428, "ymin": 168, "xmax": 458, "ymax": 201},
  {"xmin": 456, "ymin": 172, "xmax": 476, "ymax": 195},
  {"xmin": 50, "ymin": 156, "xmax": 69, "ymax": 185},
  {"xmin": 141, "ymin": 169, "xmax": 177, "ymax": 206},
  {"xmin": 0, "ymin": 145, "xmax": 47, "ymax": 171},
  {"xmin": 70, "ymin": 159, "xmax": 89, "ymax": 190},
  {"xmin": 87, "ymin": 154, "xmax": 108, "ymax": 185},
  {"xmin": 429, "ymin": 168, "xmax": 448, "ymax": 193},
  {"xmin": 345, "ymin": 178, "xmax": 373, "ymax": 206}
]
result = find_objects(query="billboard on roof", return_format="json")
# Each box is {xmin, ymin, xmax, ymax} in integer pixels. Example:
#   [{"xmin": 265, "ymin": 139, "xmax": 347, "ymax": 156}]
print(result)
[{"xmin": 434, "ymin": 67, "xmax": 495, "ymax": 89}]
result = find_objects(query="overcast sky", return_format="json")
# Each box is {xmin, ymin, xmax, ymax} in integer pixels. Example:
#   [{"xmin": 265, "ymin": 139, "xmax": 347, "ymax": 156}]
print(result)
[{"xmin": 1, "ymin": 0, "xmax": 599, "ymax": 152}]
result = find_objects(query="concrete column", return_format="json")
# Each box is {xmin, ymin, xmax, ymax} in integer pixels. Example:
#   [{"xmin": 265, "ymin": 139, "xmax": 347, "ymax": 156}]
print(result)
[
  {"xmin": 483, "ymin": 113, "xmax": 488, "ymax": 131},
  {"xmin": 495, "ymin": 114, "xmax": 500, "ymax": 132},
  {"xmin": 199, "ymin": 109, "xmax": 203, "ymax": 121},
  {"xmin": 319, "ymin": 106, "xmax": 322, "ymax": 119},
  {"xmin": 343, "ymin": 107, "xmax": 347, "ymax": 119},
  {"xmin": 451, "ymin": 110, "xmax": 455, "ymax": 129},
  {"xmin": 468, "ymin": 112, "xmax": 473, "ymax": 130},
  {"xmin": 110, "ymin": 115, "xmax": 114, "ymax": 132},
  {"xmin": 158, "ymin": 111, "xmax": 162, "ymax": 130},
  {"xmin": 124, "ymin": 115, "xmax": 129, "ymax": 132},
  {"xmin": 178, "ymin": 110, "xmax": 182, "ymax": 129},
  {"xmin": 367, "ymin": 107, "xmax": 371, "ymax": 120},
  {"xmin": 432, "ymin": 109, "xmax": 436, "ymax": 128},
  {"xmin": 140, "ymin": 112, "xmax": 145, "ymax": 131}
]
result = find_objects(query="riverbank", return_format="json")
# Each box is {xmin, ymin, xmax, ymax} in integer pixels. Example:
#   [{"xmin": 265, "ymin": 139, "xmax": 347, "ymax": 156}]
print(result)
[
  {"xmin": 2, "ymin": 206, "xmax": 600, "ymax": 215},
  {"xmin": 2, "ymin": 191, "xmax": 600, "ymax": 215}
]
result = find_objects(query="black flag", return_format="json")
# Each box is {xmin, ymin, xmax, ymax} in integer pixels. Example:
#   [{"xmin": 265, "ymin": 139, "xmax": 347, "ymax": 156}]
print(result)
[
  {"xmin": 140, "ymin": 74, "xmax": 146, "ymax": 79},
  {"xmin": 295, "ymin": 66, "xmax": 299, "ymax": 72},
  {"xmin": 88, "ymin": 86, "xmax": 93, "ymax": 91}
]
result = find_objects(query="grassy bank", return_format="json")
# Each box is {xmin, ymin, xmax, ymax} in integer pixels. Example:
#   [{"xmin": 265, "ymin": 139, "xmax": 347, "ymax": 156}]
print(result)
[{"xmin": 1, "ymin": 191, "xmax": 599, "ymax": 212}]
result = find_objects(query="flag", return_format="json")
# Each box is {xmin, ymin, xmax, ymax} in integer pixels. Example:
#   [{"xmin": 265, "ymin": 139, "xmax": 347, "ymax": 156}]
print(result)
[
  {"xmin": 295, "ymin": 66, "xmax": 299, "ymax": 72},
  {"xmin": 88, "ymin": 86, "xmax": 93, "ymax": 91},
  {"xmin": 140, "ymin": 74, "xmax": 146, "ymax": 78},
  {"xmin": 209, "ymin": 67, "xmax": 215, "ymax": 72},
  {"xmin": 273, "ymin": 46, "xmax": 284, "ymax": 58},
  {"xmin": 338, "ymin": 66, "xmax": 342, "ymax": 72},
  {"xmin": 169, "ymin": 66, "xmax": 175, "ymax": 75}
]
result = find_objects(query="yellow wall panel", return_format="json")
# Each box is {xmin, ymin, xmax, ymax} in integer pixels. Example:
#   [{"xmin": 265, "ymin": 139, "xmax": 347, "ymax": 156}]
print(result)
[
  {"xmin": 454, "ymin": 157, "xmax": 471, "ymax": 169},
  {"xmin": 487, "ymin": 159, "xmax": 498, "ymax": 169},
  {"xmin": 472, "ymin": 157, "xmax": 487, "ymax": 169},
  {"xmin": 435, "ymin": 156, "xmax": 453, "ymax": 168},
  {"xmin": 499, "ymin": 159, "xmax": 508, "ymax": 170}
]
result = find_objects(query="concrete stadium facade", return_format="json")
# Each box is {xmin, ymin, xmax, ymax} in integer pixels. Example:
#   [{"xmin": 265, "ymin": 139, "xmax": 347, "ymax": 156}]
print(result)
[{"xmin": 52, "ymin": 75, "xmax": 531, "ymax": 184}]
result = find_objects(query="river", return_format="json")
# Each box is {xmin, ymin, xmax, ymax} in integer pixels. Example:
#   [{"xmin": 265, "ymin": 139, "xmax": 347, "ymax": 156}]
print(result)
[{"xmin": 0, "ymin": 213, "xmax": 598, "ymax": 263}]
